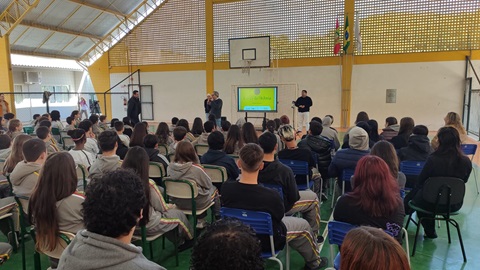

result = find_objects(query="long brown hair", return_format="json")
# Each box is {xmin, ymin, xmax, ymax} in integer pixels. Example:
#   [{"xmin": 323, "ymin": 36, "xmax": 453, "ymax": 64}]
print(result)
[
  {"xmin": 121, "ymin": 146, "xmax": 151, "ymax": 226},
  {"xmin": 3, "ymin": 134, "xmax": 31, "ymax": 174},
  {"xmin": 28, "ymin": 152, "xmax": 78, "ymax": 251},
  {"xmin": 370, "ymin": 141, "xmax": 399, "ymax": 178},
  {"xmin": 241, "ymin": 122, "xmax": 258, "ymax": 144},
  {"xmin": 341, "ymin": 226, "xmax": 410, "ymax": 270},
  {"xmin": 398, "ymin": 117, "xmax": 415, "ymax": 136},
  {"xmin": 130, "ymin": 122, "xmax": 147, "ymax": 147},
  {"xmin": 174, "ymin": 141, "xmax": 199, "ymax": 164},
  {"xmin": 155, "ymin": 122, "xmax": 171, "ymax": 145},
  {"xmin": 224, "ymin": 125, "xmax": 243, "ymax": 154},
  {"xmin": 349, "ymin": 156, "xmax": 401, "ymax": 217}
]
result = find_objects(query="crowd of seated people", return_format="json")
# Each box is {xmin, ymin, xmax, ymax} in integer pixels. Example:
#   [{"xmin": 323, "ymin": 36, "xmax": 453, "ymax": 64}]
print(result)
[{"xmin": 0, "ymin": 108, "xmax": 472, "ymax": 269}]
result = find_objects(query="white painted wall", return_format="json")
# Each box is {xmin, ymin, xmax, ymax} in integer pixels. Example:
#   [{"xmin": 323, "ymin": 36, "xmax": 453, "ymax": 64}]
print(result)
[
  {"xmin": 352, "ymin": 61, "xmax": 465, "ymax": 131},
  {"xmin": 108, "ymin": 61, "xmax": 467, "ymax": 131}
]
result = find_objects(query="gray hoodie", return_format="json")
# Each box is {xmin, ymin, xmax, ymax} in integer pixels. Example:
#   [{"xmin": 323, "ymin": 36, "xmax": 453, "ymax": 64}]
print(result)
[
  {"xmin": 167, "ymin": 162, "xmax": 215, "ymax": 210},
  {"xmin": 192, "ymin": 132, "xmax": 210, "ymax": 146},
  {"xmin": 88, "ymin": 155, "xmax": 121, "ymax": 181},
  {"xmin": 0, "ymin": 148, "xmax": 11, "ymax": 160},
  {"xmin": 57, "ymin": 230, "xmax": 165, "ymax": 270},
  {"xmin": 10, "ymin": 161, "xmax": 42, "ymax": 197}
]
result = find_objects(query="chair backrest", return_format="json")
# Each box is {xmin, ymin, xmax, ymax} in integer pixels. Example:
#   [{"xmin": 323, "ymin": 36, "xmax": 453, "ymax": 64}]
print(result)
[
  {"xmin": 62, "ymin": 136, "xmax": 75, "ymax": 150},
  {"xmin": 279, "ymin": 159, "xmax": 309, "ymax": 176},
  {"xmin": 328, "ymin": 221, "xmax": 357, "ymax": 246},
  {"xmin": 149, "ymin": 162, "xmax": 166, "ymax": 179},
  {"xmin": 164, "ymin": 178, "xmax": 198, "ymax": 199},
  {"xmin": 460, "ymin": 144, "xmax": 477, "ymax": 158},
  {"xmin": 23, "ymin": 126, "xmax": 34, "ymax": 134},
  {"xmin": 221, "ymin": 207, "xmax": 273, "ymax": 235},
  {"xmin": 341, "ymin": 168, "xmax": 355, "ymax": 182},
  {"xmin": 76, "ymin": 164, "xmax": 89, "ymax": 191},
  {"xmin": 202, "ymin": 165, "xmax": 227, "ymax": 183},
  {"xmin": 261, "ymin": 183, "xmax": 284, "ymax": 200},
  {"xmin": 167, "ymin": 153, "xmax": 175, "ymax": 162},
  {"xmin": 194, "ymin": 144, "xmax": 209, "ymax": 156},
  {"xmin": 399, "ymin": 161, "xmax": 425, "ymax": 176},
  {"xmin": 158, "ymin": 144, "xmax": 169, "ymax": 156},
  {"xmin": 40, "ymin": 231, "xmax": 75, "ymax": 259},
  {"xmin": 421, "ymin": 177, "xmax": 466, "ymax": 207},
  {"xmin": 51, "ymin": 128, "xmax": 61, "ymax": 136}
]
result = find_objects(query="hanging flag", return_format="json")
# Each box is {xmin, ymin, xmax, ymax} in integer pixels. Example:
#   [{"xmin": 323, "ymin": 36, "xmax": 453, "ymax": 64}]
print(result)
[
  {"xmin": 334, "ymin": 18, "xmax": 341, "ymax": 55},
  {"xmin": 343, "ymin": 16, "xmax": 350, "ymax": 53},
  {"xmin": 355, "ymin": 13, "xmax": 362, "ymax": 53}
]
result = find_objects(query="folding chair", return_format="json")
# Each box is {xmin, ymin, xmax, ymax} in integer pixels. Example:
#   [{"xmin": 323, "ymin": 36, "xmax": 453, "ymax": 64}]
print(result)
[
  {"xmin": 227, "ymin": 154, "xmax": 239, "ymax": 165},
  {"xmin": 14, "ymin": 194, "xmax": 39, "ymax": 270},
  {"xmin": 23, "ymin": 127, "xmax": 34, "ymax": 135},
  {"xmin": 221, "ymin": 207, "xmax": 289, "ymax": 270},
  {"xmin": 163, "ymin": 178, "xmax": 215, "ymax": 239},
  {"xmin": 194, "ymin": 144, "xmax": 209, "ymax": 157},
  {"xmin": 406, "ymin": 177, "xmax": 467, "ymax": 262},
  {"xmin": 157, "ymin": 144, "xmax": 169, "ymax": 156},
  {"xmin": 132, "ymin": 225, "xmax": 178, "ymax": 266},
  {"xmin": 149, "ymin": 162, "xmax": 166, "ymax": 187},
  {"xmin": 75, "ymin": 164, "xmax": 89, "ymax": 192},
  {"xmin": 331, "ymin": 169, "xmax": 354, "ymax": 209},
  {"xmin": 279, "ymin": 159, "xmax": 313, "ymax": 191},
  {"xmin": 327, "ymin": 221, "xmax": 357, "ymax": 268},
  {"xmin": 62, "ymin": 136, "xmax": 75, "ymax": 150},
  {"xmin": 202, "ymin": 165, "xmax": 227, "ymax": 185},
  {"xmin": 461, "ymin": 144, "xmax": 478, "ymax": 194}
]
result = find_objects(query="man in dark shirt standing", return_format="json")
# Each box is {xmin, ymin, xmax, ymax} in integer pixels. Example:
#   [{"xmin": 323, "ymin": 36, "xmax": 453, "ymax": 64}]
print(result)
[
  {"xmin": 209, "ymin": 91, "xmax": 223, "ymax": 128},
  {"xmin": 204, "ymin": 94, "xmax": 212, "ymax": 121},
  {"xmin": 294, "ymin": 90, "xmax": 313, "ymax": 134},
  {"xmin": 127, "ymin": 90, "xmax": 141, "ymax": 125},
  {"xmin": 221, "ymin": 143, "xmax": 327, "ymax": 270}
]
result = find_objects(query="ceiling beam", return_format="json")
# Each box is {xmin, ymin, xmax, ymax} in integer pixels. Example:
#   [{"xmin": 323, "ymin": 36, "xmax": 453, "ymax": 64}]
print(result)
[
  {"xmin": 68, "ymin": 0, "xmax": 126, "ymax": 18},
  {"xmin": 20, "ymin": 20, "xmax": 102, "ymax": 40},
  {"xmin": 10, "ymin": 49, "xmax": 78, "ymax": 60},
  {"xmin": 0, "ymin": 0, "xmax": 40, "ymax": 37}
]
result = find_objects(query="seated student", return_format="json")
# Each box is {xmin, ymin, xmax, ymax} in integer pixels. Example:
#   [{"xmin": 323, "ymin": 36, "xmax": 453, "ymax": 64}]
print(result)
[
  {"xmin": 39, "ymin": 120, "xmax": 60, "ymax": 146},
  {"xmin": 328, "ymin": 126, "xmax": 370, "ymax": 192},
  {"xmin": 3, "ymin": 135, "xmax": 31, "ymax": 175},
  {"xmin": 224, "ymin": 124, "xmax": 243, "ymax": 155},
  {"xmin": 10, "ymin": 139, "xmax": 47, "ymax": 198},
  {"xmin": 371, "ymin": 141, "xmax": 406, "ymax": 189},
  {"xmin": 200, "ymin": 131, "xmax": 239, "ymax": 183},
  {"xmin": 0, "ymin": 135, "xmax": 11, "ymax": 160},
  {"xmin": 67, "ymin": 129, "xmax": 96, "ymax": 169},
  {"xmin": 64, "ymin": 117, "xmax": 74, "ymax": 131},
  {"xmin": 320, "ymin": 116, "xmax": 340, "ymax": 150},
  {"xmin": 57, "ymin": 169, "xmax": 165, "ymax": 270},
  {"xmin": 241, "ymin": 122, "xmax": 258, "ymax": 144},
  {"xmin": 431, "ymin": 111, "xmax": 468, "ymax": 150},
  {"xmin": 98, "ymin": 115, "xmax": 109, "ymax": 131},
  {"xmin": 167, "ymin": 141, "xmax": 220, "ymax": 227},
  {"xmin": 3, "ymin": 113, "xmax": 15, "ymax": 127},
  {"xmin": 114, "ymin": 121, "xmax": 130, "ymax": 147},
  {"xmin": 277, "ymin": 125, "xmax": 321, "ymax": 192},
  {"xmin": 258, "ymin": 132, "xmax": 321, "ymax": 236},
  {"xmin": 191, "ymin": 117, "xmax": 204, "ymax": 138},
  {"xmin": 6, "ymin": 119, "xmax": 23, "ymax": 139},
  {"xmin": 155, "ymin": 122, "xmax": 174, "ymax": 146},
  {"xmin": 30, "ymin": 114, "xmax": 41, "ymax": 127},
  {"xmin": 208, "ymin": 114, "xmax": 217, "ymax": 130},
  {"xmin": 88, "ymin": 130, "xmax": 120, "ymax": 181},
  {"xmin": 143, "ymin": 134, "xmax": 169, "ymax": 170},
  {"xmin": 29, "ymin": 152, "xmax": 84, "ymax": 268},
  {"xmin": 89, "ymin": 114, "xmax": 102, "ymax": 138},
  {"xmin": 298, "ymin": 121, "xmax": 332, "ymax": 197},
  {"xmin": 36, "ymin": 126, "xmax": 59, "ymax": 154},
  {"xmin": 263, "ymin": 120, "xmax": 283, "ymax": 152},
  {"xmin": 341, "ymin": 227, "xmax": 410, "ymax": 270},
  {"xmin": 50, "ymin": 110, "xmax": 64, "ymax": 130},
  {"xmin": 78, "ymin": 120, "xmax": 99, "ymax": 156},
  {"xmin": 170, "ymin": 117, "xmax": 179, "ymax": 133},
  {"xmin": 169, "ymin": 126, "xmax": 188, "ymax": 155},
  {"xmin": 177, "ymin": 119, "xmax": 196, "ymax": 142},
  {"xmin": 220, "ymin": 120, "xmax": 231, "ymax": 140},
  {"xmin": 333, "ymin": 156, "xmax": 405, "ymax": 243},
  {"xmin": 122, "ymin": 117, "xmax": 134, "ymax": 137},
  {"xmin": 390, "ymin": 117, "xmax": 415, "ymax": 150},
  {"xmin": 122, "ymin": 147, "xmax": 193, "ymax": 248},
  {"xmin": 191, "ymin": 219, "xmax": 264, "ymax": 270},
  {"xmin": 193, "ymin": 120, "xmax": 215, "ymax": 146},
  {"xmin": 380, "ymin": 116, "xmax": 399, "ymax": 141},
  {"xmin": 110, "ymin": 118, "xmax": 119, "ymax": 129},
  {"xmin": 221, "ymin": 144, "xmax": 328, "ymax": 270},
  {"xmin": 129, "ymin": 122, "xmax": 147, "ymax": 147},
  {"xmin": 0, "ymin": 117, "xmax": 7, "ymax": 133},
  {"xmin": 70, "ymin": 111, "xmax": 81, "ymax": 128}
]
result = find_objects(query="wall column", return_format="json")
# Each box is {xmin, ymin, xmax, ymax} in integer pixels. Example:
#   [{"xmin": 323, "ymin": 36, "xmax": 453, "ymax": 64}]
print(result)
[
  {"xmin": 0, "ymin": 35, "xmax": 15, "ymax": 116},
  {"xmin": 340, "ymin": 0, "xmax": 355, "ymax": 128},
  {"xmin": 88, "ymin": 52, "xmax": 111, "ymax": 117},
  {"xmin": 206, "ymin": 0, "xmax": 214, "ymax": 94}
]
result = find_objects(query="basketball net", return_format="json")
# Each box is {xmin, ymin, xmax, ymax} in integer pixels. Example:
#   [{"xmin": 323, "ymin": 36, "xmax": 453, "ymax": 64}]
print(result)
[{"xmin": 242, "ymin": 60, "xmax": 252, "ymax": 76}]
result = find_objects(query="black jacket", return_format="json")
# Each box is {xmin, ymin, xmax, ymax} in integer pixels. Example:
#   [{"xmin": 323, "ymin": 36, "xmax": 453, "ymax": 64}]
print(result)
[
  {"xmin": 390, "ymin": 133, "xmax": 410, "ymax": 150},
  {"xmin": 298, "ymin": 135, "xmax": 332, "ymax": 178},
  {"xmin": 127, "ymin": 97, "xmax": 141, "ymax": 123},
  {"xmin": 258, "ymin": 160, "xmax": 300, "ymax": 213},
  {"xmin": 209, "ymin": 99, "xmax": 223, "ymax": 119},
  {"xmin": 397, "ymin": 135, "xmax": 432, "ymax": 162},
  {"xmin": 144, "ymin": 147, "xmax": 169, "ymax": 170},
  {"xmin": 200, "ymin": 149, "xmax": 239, "ymax": 181}
]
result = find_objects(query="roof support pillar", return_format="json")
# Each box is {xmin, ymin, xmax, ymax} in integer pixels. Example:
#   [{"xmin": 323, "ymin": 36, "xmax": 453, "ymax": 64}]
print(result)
[{"xmin": 0, "ymin": 34, "xmax": 16, "ymax": 115}]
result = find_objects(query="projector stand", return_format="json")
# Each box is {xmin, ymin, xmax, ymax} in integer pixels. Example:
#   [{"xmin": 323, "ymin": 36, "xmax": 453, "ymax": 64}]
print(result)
[{"xmin": 245, "ymin": 112, "xmax": 267, "ymax": 131}]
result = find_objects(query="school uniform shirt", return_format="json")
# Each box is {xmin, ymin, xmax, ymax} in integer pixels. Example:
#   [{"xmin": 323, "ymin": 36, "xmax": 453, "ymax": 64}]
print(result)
[
  {"xmin": 56, "ymin": 192, "xmax": 85, "ymax": 234},
  {"xmin": 84, "ymin": 138, "xmax": 99, "ymax": 156},
  {"xmin": 68, "ymin": 149, "xmax": 96, "ymax": 169},
  {"xmin": 88, "ymin": 155, "xmax": 121, "ymax": 181},
  {"xmin": 10, "ymin": 161, "xmax": 41, "ymax": 197},
  {"xmin": 118, "ymin": 134, "xmax": 130, "ymax": 147}
]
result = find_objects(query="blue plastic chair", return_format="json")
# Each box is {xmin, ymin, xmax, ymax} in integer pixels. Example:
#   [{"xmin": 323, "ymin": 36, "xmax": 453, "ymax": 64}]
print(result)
[
  {"xmin": 328, "ymin": 221, "xmax": 357, "ymax": 269},
  {"xmin": 221, "ymin": 207, "xmax": 289, "ymax": 270},
  {"xmin": 399, "ymin": 161, "xmax": 425, "ymax": 176},
  {"xmin": 331, "ymin": 169, "xmax": 354, "ymax": 209},
  {"xmin": 279, "ymin": 159, "xmax": 313, "ymax": 191},
  {"xmin": 261, "ymin": 183, "xmax": 284, "ymax": 200},
  {"xmin": 461, "ymin": 144, "xmax": 478, "ymax": 194}
]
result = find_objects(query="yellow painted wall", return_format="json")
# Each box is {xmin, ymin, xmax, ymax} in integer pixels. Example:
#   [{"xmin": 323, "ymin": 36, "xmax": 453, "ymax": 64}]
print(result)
[
  {"xmin": 88, "ymin": 53, "xmax": 111, "ymax": 117},
  {"xmin": 0, "ymin": 35, "xmax": 16, "ymax": 115}
]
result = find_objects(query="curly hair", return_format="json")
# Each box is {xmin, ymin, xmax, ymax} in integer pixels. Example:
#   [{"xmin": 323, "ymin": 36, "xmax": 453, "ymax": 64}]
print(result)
[
  {"xmin": 83, "ymin": 169, "xmax": 146, "ymax": 238},
  {"xmin": 191, "ymin": 219, "xmax": 264, "ymax": 270}
]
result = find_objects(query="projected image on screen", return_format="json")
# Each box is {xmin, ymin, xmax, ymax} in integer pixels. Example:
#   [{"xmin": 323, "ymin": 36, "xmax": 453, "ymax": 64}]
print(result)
[{"xmin": 238, "ymin": 87, "xmax": 278, "ymax": 112}]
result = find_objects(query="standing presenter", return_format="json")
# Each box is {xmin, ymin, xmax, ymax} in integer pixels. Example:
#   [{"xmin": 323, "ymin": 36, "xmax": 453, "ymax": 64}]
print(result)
[{"xmin": 294, "ymin": 90, "xmax": 313, "ymax": 134}]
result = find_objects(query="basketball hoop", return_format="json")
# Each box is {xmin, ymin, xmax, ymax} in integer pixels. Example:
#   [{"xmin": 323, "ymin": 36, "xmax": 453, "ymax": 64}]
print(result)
[{"xmin": 242, "ymin": 60, "xmax": 252, "ymax": 75}]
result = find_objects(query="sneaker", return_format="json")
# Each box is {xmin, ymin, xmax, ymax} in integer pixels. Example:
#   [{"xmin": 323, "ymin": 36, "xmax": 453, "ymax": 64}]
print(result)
[
  {"xmin": 424, "ymin": 232, "xmax": 438, "ymax": 239},
  {"xmin": 178, "ymin": 239, "xmax": 195, "ymax": 252},
  {"xmin": 317, "ymin": 235, "xmax": 324, "ymax": 244},
  {"xmin": 304, "ymin": 257, "xmax": 328, "ymax": 270},
  {"xmin": 196, "ymin": 219, "xmax": 208, "ymax": 229}
]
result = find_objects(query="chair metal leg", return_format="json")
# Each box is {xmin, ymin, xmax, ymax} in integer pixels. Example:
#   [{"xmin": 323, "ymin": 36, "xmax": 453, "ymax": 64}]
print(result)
[
  {"xmin": 412, "ymin": 217, "xmax": 423, "ymax": 257},
  {"xmin": 445, "ymin": 218, "xmax": 451, "ymax": 244},
  {"xmin": 7, "ymin": 218, "xmax": 17, "ymax": 253},
  {"xmin": 20, "ymin": 233, "xmax": 25, "ymax": 270},
  {"xmin": 331, "ymin": 181, "xmax": 337, "ymax": 209},
  {"xmin": 474, "ymin": 168, "xmax": 479, "ymax": 195},
  {"xmin": 285, "ymin": 243, "xmax": 290, "ymax": 270},
  {"xmin": 402, "ymin": 228, "xmax": 410, "ymax": 266},
  {"xmin": 149, "ymin": 242, "xmax": 153, "ymax": 260},
  {"xmin": 450, "ymin": 219, "xmax": 467, "ymax": 262},
  {"xmin": 174, "ymin": 229, "xmax": 179, "ymax": 266}
]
